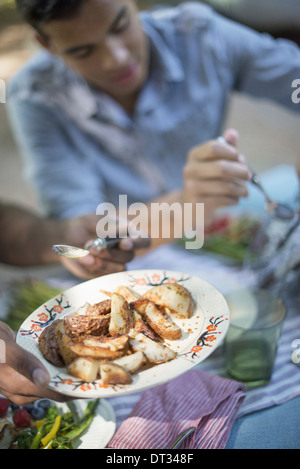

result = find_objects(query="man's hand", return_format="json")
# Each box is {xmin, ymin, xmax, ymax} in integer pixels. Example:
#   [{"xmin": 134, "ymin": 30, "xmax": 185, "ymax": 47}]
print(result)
[
  {"xmin": 183, "ymin": 128, "xmax": 251, "ymax": 222},
  {"xmin": 0, "ymin": 322, "xmax": 68, "ymax": 405},
  {"xmin": 60, "ymin": 237, "xmax": 151, "ymax": 280},
  {"xmin": 60, "ymin": 215, "xmax": 151, "ymax": 279}
]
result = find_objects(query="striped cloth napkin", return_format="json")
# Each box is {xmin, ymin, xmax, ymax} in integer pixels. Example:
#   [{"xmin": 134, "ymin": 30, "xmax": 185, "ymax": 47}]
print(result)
[{"xmin": 108, "ymin": 370, "xmax": 246, "ymax": 449}]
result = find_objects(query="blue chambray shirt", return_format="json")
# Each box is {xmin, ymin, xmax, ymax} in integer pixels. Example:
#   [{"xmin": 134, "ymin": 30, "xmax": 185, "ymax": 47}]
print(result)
[{"xmin": 7, "ymin": 2, "xmax": 300, "ymax": 219}]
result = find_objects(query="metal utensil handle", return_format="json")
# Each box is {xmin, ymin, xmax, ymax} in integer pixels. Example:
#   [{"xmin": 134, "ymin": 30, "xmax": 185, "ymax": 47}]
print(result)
[
  {"xmin": 169, "ymin": 427, "xmax": 196, "ymax": 449},
  {"xmin": 90, "ymin": 238, "xmax": 121, "ymax": 251}
]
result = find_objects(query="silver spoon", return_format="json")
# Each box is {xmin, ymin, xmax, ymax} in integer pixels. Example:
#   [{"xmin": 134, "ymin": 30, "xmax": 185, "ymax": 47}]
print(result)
[
  {"xmin": 53, "ymin": 237, "xmax": 120, "ymax": 259},
  {"xmin": 169, "ymin": 427, "xmax": 196, "ymax": 449},
  {"xmin": 217, "ymin": 137, "xmax": 295, "ymax": 220}
]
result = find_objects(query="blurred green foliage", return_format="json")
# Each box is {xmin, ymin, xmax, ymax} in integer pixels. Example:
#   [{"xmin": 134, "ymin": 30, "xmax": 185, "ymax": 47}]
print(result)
[{"xmin": 0, "ymin": 0, "xmax": 15, "ymax": 11}]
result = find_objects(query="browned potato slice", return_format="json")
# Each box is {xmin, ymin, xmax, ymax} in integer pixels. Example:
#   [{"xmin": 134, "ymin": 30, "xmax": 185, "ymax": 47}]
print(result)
[
  {"xmin": 129, "ymin": 333, "xmax": 176, "ymax": 364},
  {"xmin": 56, "ymin": 321, "xmax": 77, "ymax": 365},
  {"xmin": 64, "ymin": 314, "xmax": 110, "ymax": 338},
  {"xmin": 113, "ymin": 286, "xmax": 141, "ymax": 303},
  {"xmin": 67, "ymin": 340, "xmax": 124, "ymax": 360},
  {"xmin": 68, "ymin": 357, "xmax": 99, "ymax": 382},
  {"xmin": 143, "ymin": 283, "xmax": 194, "ymax": 318},
  {"xmin": 113, "ymin": 351, "xmax": 146, "ymax": 374},
  {"xmin": 73, "ymin": 302, "xmax": 92, "ymax": 316},
  {"xmin": 132, "ymin": 299, "xmax": 182, "ymax": 340},
  {"xmin": 109, "ymin": 292, "xmax": 133, "ymax": 336},
  {"xmin": 83, "ymin": 334, "xmax": 129, "ymax": 352},
  {"xmin": 132, "ymin": 311, "xmax": 160, "ymax": 341},
  {"xmin": 38, "ymin": 320, "xmax": 65, "ymax": 367},
  {"xmin": 86, "ymin": 299, "xmax": 111, "ymax": 316},
  {"xmin": 100, "ymin": 362, "xmax": 132, "ymax": 385},
  {"xmin": 100, "ymin": 286, "xmax": 141, "ymax": 303}
]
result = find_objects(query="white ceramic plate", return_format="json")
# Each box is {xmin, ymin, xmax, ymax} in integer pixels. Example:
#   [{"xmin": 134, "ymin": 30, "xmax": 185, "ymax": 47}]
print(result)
[
  {"xmin": 16, "ymin": 270, "xmax": 230, "ymax": 399},
  {"xmin": 62, "ymin": 399, "xmax": 116, "ymax": 449}
]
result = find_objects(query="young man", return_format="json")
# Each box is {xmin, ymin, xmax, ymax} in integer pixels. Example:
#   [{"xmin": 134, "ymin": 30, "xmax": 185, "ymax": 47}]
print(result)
[{"xmin": 8, "ymin": 0, "xmax": 300, "ymax": 243}]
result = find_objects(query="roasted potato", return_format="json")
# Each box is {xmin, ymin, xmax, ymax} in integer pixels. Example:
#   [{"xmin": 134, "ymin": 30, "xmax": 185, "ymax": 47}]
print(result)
[
  {"xmin": 129, "ymin": 332, "xmax": 176, "ymax": 364},
  {"xmin": 113, "ymin": 351, "xmax": 146, "ymax": 374},
  {"xmin": 132, "ymin": 310, "xmax": 160, "ymax": 341},
  {"xmin": 113, "ymin": 286, "xmax": 141, "ymax": 303},
  {"xmin": 100, "ymin": 362, "xmax": 132, "ymax": 385},
  {"xmin": 67, "ymin": 340, "xmax": 124, "ymax": 360},
  {"xmin": 109, "ymin": 293, "xmax": 134, "ymax": 336},
  {"xmin": 64, "ymin": 314, "xmax": 110, "ymax": 338},
  {"xmin": 143, "ymin": 283, "xmax": 194, "ymax": 318},
  {"xmin": 38, "ymin": 320, "xmax": 65, "ymax": 367},
  {"xmin": 82, "ymin": 334, "xmax": 129, "ymax": 352},
  {"xmin": 68, "ymin": 357, "xmax": 99, "ymax": 382},
  {"xmin": 132, "ymin": 299, "xmax": 182, "ymax": 340},
  {"xmin": 56, "ymin": 321, "xmax": 77, "ymax": 365},
  {"xmin": 85, "ymin": 299, "xmax": 111, "ymax": 316}
]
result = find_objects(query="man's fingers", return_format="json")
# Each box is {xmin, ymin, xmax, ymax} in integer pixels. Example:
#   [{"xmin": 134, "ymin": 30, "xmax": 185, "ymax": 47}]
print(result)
[
  {"xmin": 88, "ymin": 246, "xmax": 134, "ymax": 264},
  {"xmin": 119, "ymin": 236, "xmax": 151, "ymax": 251},
  {"xmin": 4, "ymin": 342, "xmax": 50, "ymax": 388},
  {"xmin": 186, "ymin": 178, "xmax": 249, "ymax": 199},
  {"xmin": 222, "ymin": 128, "xmax": 239, "ymax": 147},
  {"xmin": 185, "ymin": 159, "xmax": 250, "ymax": 181},
  {"xmin": 188, "ymin": 139, "xmax": 240, "ymax": 163},
  {"xmin": 0, "ymin": 364, "xmax": 69, "ymax": 405}
]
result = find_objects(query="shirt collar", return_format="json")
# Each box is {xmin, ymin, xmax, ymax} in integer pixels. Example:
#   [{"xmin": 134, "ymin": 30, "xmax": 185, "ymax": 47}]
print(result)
[{"xmin": 142, "ymin": 13, "xmax": 185, "ymax": 84}]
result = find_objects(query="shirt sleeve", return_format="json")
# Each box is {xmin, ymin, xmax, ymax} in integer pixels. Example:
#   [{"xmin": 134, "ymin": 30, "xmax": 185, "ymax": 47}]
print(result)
[
  {"xmin": 7, "ymin": 96, "xmax": 106, "ymax": 220},
  {"xmin": 210, "ymin": 10, "xmax": 300, "ymax": 111}
]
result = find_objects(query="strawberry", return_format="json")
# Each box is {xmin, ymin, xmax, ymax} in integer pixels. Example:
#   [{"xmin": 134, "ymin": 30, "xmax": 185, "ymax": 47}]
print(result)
[
  {"xmin": 13, "ymin": 409, "xmax": 31, "ymax": 427},
  {"xmin": 0, "ymin": 398, "xmax": 10, "ymax": 417}
]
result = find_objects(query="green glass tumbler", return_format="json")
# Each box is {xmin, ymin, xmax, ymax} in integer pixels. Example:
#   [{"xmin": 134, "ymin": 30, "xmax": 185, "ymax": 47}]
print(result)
[{"xmin": 224, "ymin": 288, "xmax": 286, "ymax": 388}]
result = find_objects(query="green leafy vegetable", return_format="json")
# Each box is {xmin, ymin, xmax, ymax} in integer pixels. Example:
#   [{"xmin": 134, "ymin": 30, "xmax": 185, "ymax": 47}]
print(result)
[{"xmin": 14, "ymin": 400, "xmax": 100, "ymax": 450}]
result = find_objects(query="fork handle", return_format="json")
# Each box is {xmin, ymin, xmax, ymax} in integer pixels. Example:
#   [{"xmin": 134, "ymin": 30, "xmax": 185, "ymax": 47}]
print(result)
[{"xmin": 89, "ymin": 238, "xmax": 121, "ymax": 251}]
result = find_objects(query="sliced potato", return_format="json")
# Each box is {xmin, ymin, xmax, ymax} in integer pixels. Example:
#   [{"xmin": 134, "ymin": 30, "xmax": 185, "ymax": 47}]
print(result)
[
  {"xmin": 86, "ymin": 299, "xmax": 111, "ymax": 316},
  {"xmin": 38, "ymin": 319, "xmax": 65, "ymax": 367},
  {"xmin": 129, "ymin": 333, "xmax": 176, "ymax": 364},
  {"xmin": 64, "ymin": 314, "xmax": 110, "ymax": 338},
  {"xmin": 132, "ymin": 310, "xmax": 159, "ymax": 341},
  {"xmin": 100, "ymin": 362, "xmax": 132, "ymax": 385},
  {"xmin": 83, "ymin": 334, "xmax": 129, "ymax": 352},
  {"xmin": 73, "ymin": 302, "xmax": 92, "ymax": 316},
  {"xmin": 113, "ymin": 351, "xmax": 146, "ymax": 374},
  {"xmin": 68, "ymin": 357, "xmax": 99, "ymax": 382},
  {"xmin": 109, "ymin": 292, "xmax": 134, "ymax": 336},
  {"xmin": 67, "ymin": 340, "xmax": 124, "ymax": 360},
  {"xmin": 113, "ymin": 286, "xmax": 141, "ymax": 303},
  {"xmin": 56, "ymin": 321, "xmax": 77, "ymax": 365},
  {"xmin": 143, "ymin": 283, "xmax": 194, "ymax": 318},
  {"xmin": 132, "ymin": 299, "xmax": 182, "ymax": 340}
]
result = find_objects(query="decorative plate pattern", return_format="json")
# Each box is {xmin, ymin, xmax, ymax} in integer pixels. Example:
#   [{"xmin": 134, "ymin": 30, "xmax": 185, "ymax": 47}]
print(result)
[{"xmin": 17, "ymin": 270, "xmax": 230, "ymax": 398}]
